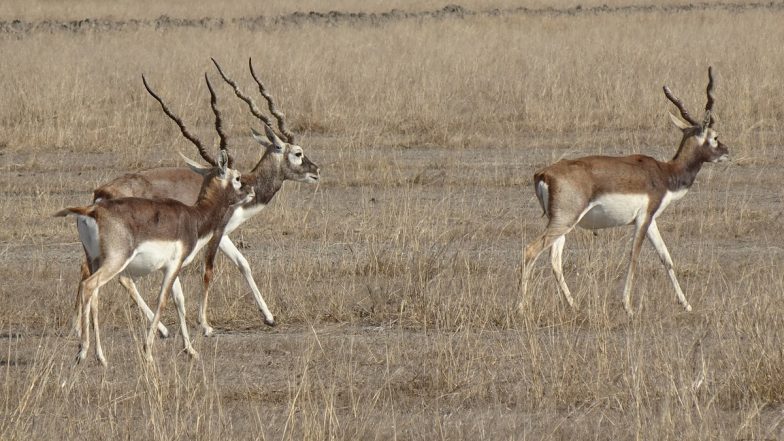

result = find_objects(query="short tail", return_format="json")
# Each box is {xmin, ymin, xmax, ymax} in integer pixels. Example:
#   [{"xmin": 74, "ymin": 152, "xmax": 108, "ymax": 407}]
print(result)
[{"xmin": 54, "ymin": 206, "xmax": 94, "ymax": 218}]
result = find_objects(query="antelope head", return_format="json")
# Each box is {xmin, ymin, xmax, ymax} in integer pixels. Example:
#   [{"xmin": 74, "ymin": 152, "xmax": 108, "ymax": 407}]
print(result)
[
  {"xmin": 211, "ymin": 57, "xmax": 320, "ymax": 198},
  {"xmin": 180, "ymin": 150, "xmax": 255, "ymax": 208},
  {"xmin": 665, "ymin": 66, "xmax": 729, "ymax": 164},
  {"xmin": 250, "ymin": 125, "xmax": 320, "ymax": 184}
]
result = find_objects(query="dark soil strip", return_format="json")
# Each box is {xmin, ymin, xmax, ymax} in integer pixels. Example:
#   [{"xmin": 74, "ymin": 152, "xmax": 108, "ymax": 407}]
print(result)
[{"xmin": 2, "ymin": 1, "xmax": 783, "ymax": 35}]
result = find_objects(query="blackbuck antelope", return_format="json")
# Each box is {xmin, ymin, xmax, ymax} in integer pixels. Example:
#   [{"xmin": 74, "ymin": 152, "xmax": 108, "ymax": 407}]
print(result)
[
  {"xmin": 75, "ymin": 58, "xmax": 319, "ymax": 338},
  {"xmin": 520, "ymin": 67, "xmax": 728, "ymax": 316},
  {"xmin": 57, "ymin": 148, "xmax": 254, "ymax": 365}
]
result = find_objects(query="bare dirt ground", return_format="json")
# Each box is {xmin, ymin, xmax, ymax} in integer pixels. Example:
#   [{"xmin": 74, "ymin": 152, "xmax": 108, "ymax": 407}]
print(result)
[{"xmin": 2, "ymin": 1, "xmax": 784, "ymax": 440}]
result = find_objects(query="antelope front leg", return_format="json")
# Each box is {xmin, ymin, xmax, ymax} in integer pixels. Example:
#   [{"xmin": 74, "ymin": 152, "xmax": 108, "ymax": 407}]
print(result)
[
  {"xmin": 219, "ymin": 237, "xmax": 276, "ymax": 326},
  {"xmin": 622, "ymin": 217, "xmax": 652, "ymax": 316},
  {"xmin": 646, "ymin": 220, "xmax": 692, "ymax": 312},
  {"xmin": 198, "ymin": 262, "xmax": 216, "ymax": 337}
]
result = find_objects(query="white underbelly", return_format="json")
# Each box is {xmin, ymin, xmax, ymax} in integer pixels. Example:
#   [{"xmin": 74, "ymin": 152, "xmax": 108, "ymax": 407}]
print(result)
[
  {"xmin": 123, "ymin": 241, "xmax": 183, "ymax": 277},
  {"xmin": 578, "ymin": 194, "xmax": 648, "ymax": 230}
]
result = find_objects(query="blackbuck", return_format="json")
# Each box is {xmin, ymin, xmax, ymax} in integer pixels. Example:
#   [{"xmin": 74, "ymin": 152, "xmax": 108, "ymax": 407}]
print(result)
[
  {"xmin": 57, "ymin": 148, "xmax": 254, "ymax": 365},
  {"xmin": 76, "ymin": 58, "xmax": 319, "ymax": 338},
  {"xmin": 520, "ymin": 67, "xmax": 729, "ymax": 316}
]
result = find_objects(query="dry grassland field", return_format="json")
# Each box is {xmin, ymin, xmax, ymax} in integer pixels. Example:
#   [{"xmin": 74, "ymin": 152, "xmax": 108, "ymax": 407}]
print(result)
[{"xmin": 2, "ymin": 0, "xmax": 784, "ymax": 439}]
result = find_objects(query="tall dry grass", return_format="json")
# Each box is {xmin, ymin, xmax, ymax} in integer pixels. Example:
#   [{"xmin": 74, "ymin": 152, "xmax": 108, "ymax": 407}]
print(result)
[{"xmin": 1, "ymin": 1, "xmax": 784, "ymax": 440}]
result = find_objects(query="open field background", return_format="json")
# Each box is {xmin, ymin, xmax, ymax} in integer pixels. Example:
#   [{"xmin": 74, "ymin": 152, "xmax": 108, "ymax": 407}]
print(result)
[{"xmin": 2, "ymin": 1, "xmax": 784, "ymax": 439}]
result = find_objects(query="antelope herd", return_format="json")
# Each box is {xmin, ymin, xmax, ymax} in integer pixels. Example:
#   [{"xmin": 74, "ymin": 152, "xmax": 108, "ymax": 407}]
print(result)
[{"xmin": 57, "ymin": 64, "xmax": 726, "ymax": 366}]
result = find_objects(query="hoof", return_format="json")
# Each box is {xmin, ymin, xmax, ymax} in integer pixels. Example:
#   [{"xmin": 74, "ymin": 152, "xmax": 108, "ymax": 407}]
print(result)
[
  {"xmin": 264, "ymin": 317, "xmax": 277, "ymax": 327},
  {"xmin": 97, "ymin": 356, "xmax": 107, "ymax": 367},
  {"xmin": 158, "ymin": 327, "xmax": 170, "ymax": 339},
  {"xmin": 684, "ymin": 304, "xmax": 693, "ymax": 312},
  {"xmin": 202, "ymin": 326, "xmax": 215, "ymax": 337}
]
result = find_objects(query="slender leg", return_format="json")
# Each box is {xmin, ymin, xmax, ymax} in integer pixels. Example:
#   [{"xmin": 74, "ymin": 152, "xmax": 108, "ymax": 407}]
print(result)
[
  {"xmin": 90, "ymin": 295, "xmax": 106, "ymax": 366},
  {"xmin": 119, "ymin": 275, "xmax": 170, "ymax": 338},
  {"xmin": 646, "ymin": 220, "xmax": 692, "ymax": 312},
  {"xmin": 520, "ymin": 224, "xmax": 576, "ymax": 312},
  {"xmin": 198, "ymin": 262, "xmax": 216, "ymax": 337},
  {"xmin": 219, "ymin": 237, "xmax": 276, "ymax": 327},
  {"xmin": 77, "ymin": 254, "xmax": 132, "ymax": 364},
  {"xmin": 144, "ymin": 263, "xmax": 181, "ymax": 363},
  {"xmin": 550, "ymin": 235, "xmax": 575, "ymax": 307},
  {"xmin": 74, "ymin": 260, "xmax": 90, "ymax": 337},
  {"xmin": 74, "ymin": 258, "xmax": 98, "ymax": 338},
  {"xmin": 622, "ymin": 216, "xmax": 652, "ymax": 316},
  {"xmin": 171, "ymin": 277, "xmax": 198, "ymax": 358}
]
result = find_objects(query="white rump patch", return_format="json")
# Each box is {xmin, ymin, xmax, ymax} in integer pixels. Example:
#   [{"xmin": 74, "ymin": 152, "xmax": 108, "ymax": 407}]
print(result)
[
  {"xmin": 76, "ymin": 216, "xmax": 100, "ymax": 261},
  {"xmin": 578, "ymin": 193, "xmax": 649, "ymax": 230},
  {"xmin": 535, "ymin": 181, "xmax": 549, "ymax": 217}
]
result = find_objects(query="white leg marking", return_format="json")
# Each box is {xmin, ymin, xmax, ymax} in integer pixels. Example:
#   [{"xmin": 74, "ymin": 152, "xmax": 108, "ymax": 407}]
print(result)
[
  {"xmin": 622, "ymin": 216, "xmax": 651, "ymax": 316},
  {"xmin": 550, "ymin": 235, "xmax": 575, "ymax": 307},
  {"xmin": 90, "ymin": 295, "xmax": 107, "ymax": 366},
  {"xmin": 171, "ymin": 278, "xmax": 198, "ymax": 358},
  {"xmin": 145, "ymin": 264, "xmax": 181, "ymax": 363},
  {"xmin": 119, "ymin": 275, "xmax": 170, "ymax": 338},
  {"xmin": 646, "ymin": 220, "xmax": 691, "ymax": 312},
  {"xmin": 219, "ymin": 237, "xmax": 276, "ymax": 326}
]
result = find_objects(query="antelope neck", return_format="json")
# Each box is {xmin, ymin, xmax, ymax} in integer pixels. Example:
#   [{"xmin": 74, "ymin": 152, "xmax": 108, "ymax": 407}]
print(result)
[
  {"xmin": 247, "ymin": 156, "xmax": 284, "ymax": 205},
  {"xmin": 666, "ymin": 142, "xmax": 707, "ymax": 193},
  {"xmin": 189, "ymin": 180, "xmax": 235, "ymax": 237}
]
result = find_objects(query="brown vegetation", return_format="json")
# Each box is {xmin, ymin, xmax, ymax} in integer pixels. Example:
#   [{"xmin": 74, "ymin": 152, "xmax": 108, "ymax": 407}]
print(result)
[{"xmin": 1, "ymin": 1, "xmax": 784, "ymax": 439}]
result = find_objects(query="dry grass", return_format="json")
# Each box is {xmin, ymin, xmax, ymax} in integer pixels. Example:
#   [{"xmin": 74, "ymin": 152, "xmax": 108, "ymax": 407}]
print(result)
[{"xmin": 2, "ymin": 1, "xmax": 784, "ymax": 439}]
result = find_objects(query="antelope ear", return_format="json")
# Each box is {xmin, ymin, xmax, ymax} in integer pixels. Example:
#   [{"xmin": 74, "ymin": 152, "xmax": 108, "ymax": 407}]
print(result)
[
  {"xmin": 668, "ymin": 112, "xmax": 692, "ymax": 130},
  {"xmin": 217, "ymin": 150, "xmax": 228, "ymax": 172},
  {"xmin": 251, "ymin": 127, "xmax": 273, "ymax": 149},
  {"xmin": 180, "ymin": 153, "xmax": 211, "ymax": 176},
  {"xmin": 701, "ymin": 110, "xmax": 713, "ymax": 130},
  {"xmin": 264, "ymin": 124, "xmax": 285, "ymax": 152}
]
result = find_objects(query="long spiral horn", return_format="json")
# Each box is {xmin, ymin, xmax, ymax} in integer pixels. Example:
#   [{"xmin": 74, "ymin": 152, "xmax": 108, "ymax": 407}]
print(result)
[
  {"xmin": 142, "ymin": 74, "xmax": 216, "ymax": 166},
  {"xmin": 704, "ymin": 66, "xmax": 716, "ymax": 128},
  {"xmin": 211, "ymin": 58, "xmax": 274, "ymax": 128},
  {"xmin": 204, "ymin": 73, "xmax": 233, "ymax": 167},
  {"xmin": 663, "ymin": 84, "xmax": 699, "ymax": 127},
  {"xmin": 249, "ymin": 57, "xmax": 295, "ymax": 144}
]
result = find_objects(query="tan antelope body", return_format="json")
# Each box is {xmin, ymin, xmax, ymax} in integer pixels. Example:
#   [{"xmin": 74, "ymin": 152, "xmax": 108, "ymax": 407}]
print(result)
[
  {"xmin": 521, "ymin": 67, "xmax": 729, "ymax": 315},
  {"xmin": 58, "ymin": 150, "xmax": 253, "ymax": 365},
  {"xmin": 76, "ymin": 59, "xmax": 319, "ymax": 339}
]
